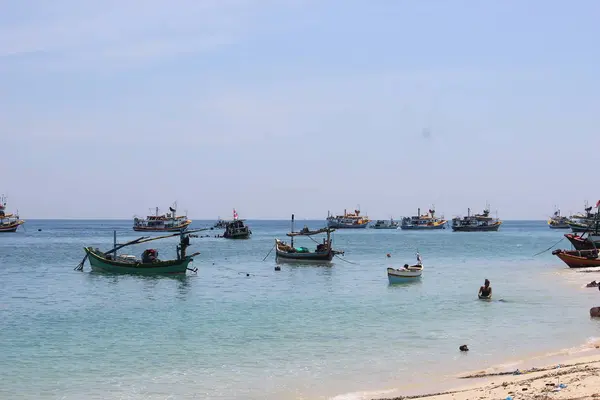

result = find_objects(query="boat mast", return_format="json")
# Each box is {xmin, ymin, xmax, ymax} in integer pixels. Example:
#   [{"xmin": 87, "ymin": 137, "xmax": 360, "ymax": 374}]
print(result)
[
  {"xmin": 113, "ymin": 230, "xmax": 117, "ymax": 258},
  {"xmin": 291, "ymin": 214, "xmax": 295, "ymax": 248}
]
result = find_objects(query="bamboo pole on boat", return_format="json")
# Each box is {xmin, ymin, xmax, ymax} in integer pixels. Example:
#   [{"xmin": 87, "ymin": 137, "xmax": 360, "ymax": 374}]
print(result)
[
  {"xmin": 133, "ymin": 228, "xmax": 209, "ymax": 245},
  {"xmin": 74, "ymin": 228, "xmax": 209, "ymax": 271},
  {"xmin": 74, "ymin": 235, "xmax": 150, "ymax": 271},
  {"xmin": 291, "ymin": 214, "xmax": 295, "ymax": 248}
]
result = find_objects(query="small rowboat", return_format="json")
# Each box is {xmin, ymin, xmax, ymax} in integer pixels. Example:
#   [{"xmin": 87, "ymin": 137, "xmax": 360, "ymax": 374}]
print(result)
[{"xmin": 387, "ymin": 265, "xmax": 423, "ymax": 284}]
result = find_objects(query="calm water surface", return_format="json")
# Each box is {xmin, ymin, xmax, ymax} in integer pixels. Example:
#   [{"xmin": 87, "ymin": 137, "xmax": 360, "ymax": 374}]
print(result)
[{"xmin": 1, "ymin": 220, "xmax": 599, "ymax": 400}]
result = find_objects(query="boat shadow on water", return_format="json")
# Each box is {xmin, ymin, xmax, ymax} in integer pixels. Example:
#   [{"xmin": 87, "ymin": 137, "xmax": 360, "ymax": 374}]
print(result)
[{"xmin": 387, "ymin": 279, "xmax": 423, "ymax": 287}]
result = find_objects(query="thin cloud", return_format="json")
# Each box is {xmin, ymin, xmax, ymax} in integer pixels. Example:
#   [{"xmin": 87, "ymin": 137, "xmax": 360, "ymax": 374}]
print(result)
[{"xmin": 0, "ymin": 0, "xmax": 295, "ymax": 69}]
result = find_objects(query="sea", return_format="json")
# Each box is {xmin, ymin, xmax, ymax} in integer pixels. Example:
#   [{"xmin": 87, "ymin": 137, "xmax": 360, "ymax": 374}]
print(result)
[{"xmin": 1, "ymin": 220, "xmax": 599, "ymax": 400}]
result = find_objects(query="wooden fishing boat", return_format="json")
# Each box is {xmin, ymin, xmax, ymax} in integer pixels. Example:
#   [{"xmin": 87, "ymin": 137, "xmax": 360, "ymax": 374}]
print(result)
[
  {"xmin": 565, "ymin": 202, "xmax": 600, "ymax": 250},
  {"xmin": 552, "ymin": 248, "xmax": 600, "ymax": 268},
  {"xmin": 0, "ymin": 195, "xmax": 25, "ymax": 233},
  {"xmin": 76, "ymin": 229, "xmax": 205, "ymax": 275},
  {"xmin": 451, "ymin": 206, "xmax": 501, "ymax": 232},
  {"xmin": 387, "ymin": 252, "xmax": 423, "ymax": 283},
  {"xmin": 567, "ymin": 202, "xmax": 598, "ymax": 232},
  {"xmin": 133, "ymin": 203, "xmax": 191, "ymax": 232},
  {"xmin": 564, "ymin": 233, "xmax": 600, "ymax": 251},
  {"xmin": 213, "ymin": 218, "xmax": 228, "ymax": 229},
  {"xmin": 217, "ymin": 209, "xmax": 252, "ymax": 239},
  {"xmin": 326, "ymin": 208, "xmax": 371, "ymax": 229},
  {"xmin": 400, "ymin": 207, "xmax": 447, "ymax": 230},
  {"xmin": 548, "ymin": 207, "xmax": 570, "ymax": 229},
  {"xmin": 275, "ymin": 215, "xmax": 343, "ymax": 262}
]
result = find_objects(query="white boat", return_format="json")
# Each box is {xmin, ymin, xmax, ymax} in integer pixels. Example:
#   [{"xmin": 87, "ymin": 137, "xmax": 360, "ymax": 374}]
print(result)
[
  {"xmin": 370, "ymin": 218, "xmax": 399, "ymax": 229},
  {"xmin": 387, "ymin": 252, "xmax": 423, "ymax": 283}
]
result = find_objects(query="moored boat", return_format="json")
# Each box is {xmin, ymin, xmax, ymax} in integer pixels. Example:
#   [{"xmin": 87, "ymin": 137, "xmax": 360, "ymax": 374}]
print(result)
[
  {"xmin": 387, "ymin": 252, "xmax": 423, "ymax": 283},
  {"xmin": 567, "ymin": 202, "xmax": 598, "ymax": 232},
  {"xmin": 220, "ymin": 209, "xmax": 252, "ymax": 239},
  {"xmin": 370, "ymin": 218, "xmax": 399, "ymax": 229},
  {"xmin": 451, "ymin": 206, "xmax": 501, "ymax": 232},
  {"xmin": 0, "ymin": 195, "xmax": 25, "ymax": 233},
  {"xmin": 565, "ymin": 202, "xmax": 600, "ymax": 250},
  {"xmin": 133, "ymin": 203, "xmax": 191, "ymax": 232},
  {"xmin": 76, "ymin": 229, "xmax": 205, "ymax": 275},
  {"xmin": 213, "ymin": 218, "xmax": 228, "ymax": 229},
  {"xmin": 564, "ymin": 233, "xmax": 600, "ymax": 250},
  {"xmin": 326, "ymin": 208, "xmax": 370, "ymax": 229},
  {"xmin": 275, "ymin": 214, "xmax": 343, "ymax": 262},
  {"xmin": 548, "ymin": 207, "xmax": 570, "ymax": 229},
  {"xmin": 400, "ymin": 207, "xmax": 446, "ymax": 230},
  {"xmin": 552, "ymin": 248, "xmax": 600, "ymax": 268}
]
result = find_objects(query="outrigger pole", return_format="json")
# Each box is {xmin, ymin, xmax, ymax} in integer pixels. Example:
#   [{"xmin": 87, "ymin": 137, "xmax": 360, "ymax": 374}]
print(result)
[{"xmin": 74, "ymin": 228, "xmax": 209, "ymax": 271}]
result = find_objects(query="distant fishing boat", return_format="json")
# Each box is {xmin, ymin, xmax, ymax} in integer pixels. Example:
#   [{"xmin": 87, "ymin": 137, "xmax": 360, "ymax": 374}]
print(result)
[
  {"xmin": 326, "ymin": 208, "xmax": 371, "ymax": 229},
  {"xmin": 552, "ymin": 248, "xmax": 600, "ymax": 268},
  {"xmin": 387, "ymin": 252, "xmax": 423, "ymax": 283},
  {"xmin": 213, "ymin": 218, "xmax": 228, "ymax": 229},
  {"xmin": 224, "ymin": 220, "xmax": 251, "ymax": 239},
  {"xmin": 400, "ymin": 207, "xmax": 446, "ymax": 230},
  {"xmin": 451, "ymin": 206, "xmax": 502, "ymax": 232},
  {"xmin": 370, "ymin": 218, "xmax": 399, "ymax": 229},
  {"xmin": 76, "ymin": 228, "xmax": 205, "ymax": 275},
  {"xmin": 567, "ymin": 202, "xmax": 597, "ymax": 232},
  {"xmin": 548, "ymin": 207, "xmax": 570, "ymax": 229},
  {"xmin": 0, "ymin": 195, "xmax": 25, "ymax": 233},
  {"xmin": 275, "ymin": 214, "xmax": 343, "ymax": 262},
  {"xmin": 564, "ymin": 201, "xmax": 600, "ymax": 250},
  {"xmin": 133, "ymin": 203, "xmax": 191, "ymax": 232},
  {"xmin": 220, "ymin": 209, "xmax": 252, "ymax": 239}
]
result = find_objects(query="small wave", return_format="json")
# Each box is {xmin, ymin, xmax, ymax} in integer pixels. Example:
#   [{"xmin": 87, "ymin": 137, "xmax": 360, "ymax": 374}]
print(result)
[{"xmin": 329, "ymin": 389, "xmax": 397, "ymax": 400}]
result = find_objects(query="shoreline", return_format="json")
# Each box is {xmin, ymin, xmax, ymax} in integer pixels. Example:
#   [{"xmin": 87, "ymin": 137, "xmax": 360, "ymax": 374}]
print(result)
[{"xmin": 370, "ymin": 349, "xmax": 600, "ymax": 400}]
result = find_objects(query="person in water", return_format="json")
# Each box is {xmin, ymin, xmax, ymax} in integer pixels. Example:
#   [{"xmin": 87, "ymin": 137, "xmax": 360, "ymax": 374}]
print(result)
[{"xmin": 479, "ymin": 279, "xmax": 492, "ymax": 298}]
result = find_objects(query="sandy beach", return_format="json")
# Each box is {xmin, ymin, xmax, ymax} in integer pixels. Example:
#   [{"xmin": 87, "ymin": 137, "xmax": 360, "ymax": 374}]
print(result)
[{"xmin": 373, "ymin": 353, "xmax": 600, "ymax": 400}]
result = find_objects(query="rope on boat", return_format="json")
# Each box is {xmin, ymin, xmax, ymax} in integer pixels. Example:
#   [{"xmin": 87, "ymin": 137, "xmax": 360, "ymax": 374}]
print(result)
[
  {"xmin": 334, "ymin": 254, "xmax": 358, "ymax": 264},
  {"xmin": 218, "ymin": 264, "xmax": 270, "ymax": 277},
  {"xmin": 262, "ymin": 244, "xmax": 275, "ymax": 261},
  {"xmin": 532, "ymin": 236, "xmax": 565, "ymax": 257}
]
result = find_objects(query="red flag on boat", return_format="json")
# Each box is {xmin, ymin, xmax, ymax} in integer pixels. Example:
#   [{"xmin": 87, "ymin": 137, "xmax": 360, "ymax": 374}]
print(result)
[
  {"xmin": 596, "ymin": 200, "xmax": 600, "ymax": 208},
  {"xmin": 233, "ymin": 209, "xmax": 238, "ymax": 220}
]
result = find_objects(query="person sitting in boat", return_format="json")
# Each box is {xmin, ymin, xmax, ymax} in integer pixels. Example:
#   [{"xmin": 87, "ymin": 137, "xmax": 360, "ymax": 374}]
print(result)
[{"xmin": 478, "ymin": 279, "xmax": 492, "ymax": 298}]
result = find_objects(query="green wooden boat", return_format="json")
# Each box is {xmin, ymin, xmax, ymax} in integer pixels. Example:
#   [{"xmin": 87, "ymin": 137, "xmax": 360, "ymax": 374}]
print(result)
[
  {"xmin": 75, "ymin": 229, "xmax": 205, "ymax": 275},
  {"xmin": 84, "ymin": 247, "xmax": 194, "ymax": 274}
]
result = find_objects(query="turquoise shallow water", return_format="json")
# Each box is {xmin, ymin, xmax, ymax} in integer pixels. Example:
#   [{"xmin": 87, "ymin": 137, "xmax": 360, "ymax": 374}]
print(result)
[{"xmin": 1, "ymin": 220, "xmax": 599, "ymax": 400}]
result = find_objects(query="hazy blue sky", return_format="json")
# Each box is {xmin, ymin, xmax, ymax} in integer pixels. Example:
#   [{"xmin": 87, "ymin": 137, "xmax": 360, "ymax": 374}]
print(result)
[{"xmin": 1, "ymin": 0, "xmax": 599, "ymax": 220}]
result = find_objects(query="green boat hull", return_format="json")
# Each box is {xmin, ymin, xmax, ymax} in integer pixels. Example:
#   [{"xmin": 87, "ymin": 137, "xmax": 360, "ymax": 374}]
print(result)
[{"xmin": 84, "ymin": 247, "xmax": 193, "ymax": 275}]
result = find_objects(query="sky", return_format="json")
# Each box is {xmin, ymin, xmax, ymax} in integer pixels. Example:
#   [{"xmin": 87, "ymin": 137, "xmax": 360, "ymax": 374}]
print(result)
[{"xmin": 1, "ymin": 0, "xmax": 599, "ymax": 220}]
